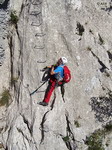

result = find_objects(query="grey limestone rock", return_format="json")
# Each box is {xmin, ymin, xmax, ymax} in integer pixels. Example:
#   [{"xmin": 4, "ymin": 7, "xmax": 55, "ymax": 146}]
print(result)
[{"xmin": 0, "ymin": 0, "xmax": 112, "ymax": 150}]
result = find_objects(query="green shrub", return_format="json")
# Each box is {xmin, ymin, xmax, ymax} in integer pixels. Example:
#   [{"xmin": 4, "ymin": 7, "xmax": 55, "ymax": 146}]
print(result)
[
  {"xmin": 74, "ymin": 120, "xmax": 80, "ymax": 128},
  {"xmin": 104, "ymin": 123, "xmax": 112, "ymax": 132},
  {"xmin": 0, "ymin": 89, "xmax": 11, "ymax": 106},
  {"xmin": 85, "ymin": 122, "xmax": 112, "ymax": 150},
  {"xmin": 85, "ymin": 129, "xmax": 105, "ymax": 150},
  {"xmin": 62, "ymin": 136, "xmax": 69, "ymax": 142},
  {"xmin": 10, "ymin": 11, "xmax": 18, "ymax": 24},
  {"xmin": 11, "ymin": 76, "xmax": 19, "ymax": 85}
]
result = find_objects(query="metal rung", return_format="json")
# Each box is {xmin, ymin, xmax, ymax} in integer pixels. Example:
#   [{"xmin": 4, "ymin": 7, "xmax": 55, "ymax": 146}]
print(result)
[
  {"xmin": 31, "ymin": 22, "xmax": 42, "ymax": 27},
  {"xmin": 37, "ymin": 60, "xmax": 46, "ymax": 63},
  {"xmin": 35, "ymin": 33, "xmax": 45, "ymax": 37},
  {"xmin": 30, "ymin": 11, "xmax": 41, "ymax": 16},
  {"xmin": 32, "ymin": 0, "xmax": 42, "ymax": 5},
  {"xmin": 34, "ymin": 46, "xmax": 45, "ymax": 49},
  {"xmin": 37, "ymin": 61, "xmax": 46, "ymax": 63}
]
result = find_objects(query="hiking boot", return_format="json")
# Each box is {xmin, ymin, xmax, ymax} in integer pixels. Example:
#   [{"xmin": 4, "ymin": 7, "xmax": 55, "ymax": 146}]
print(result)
[{"xmin": 38, "ymin": 101, "xmax": 48, "ymax": 106}]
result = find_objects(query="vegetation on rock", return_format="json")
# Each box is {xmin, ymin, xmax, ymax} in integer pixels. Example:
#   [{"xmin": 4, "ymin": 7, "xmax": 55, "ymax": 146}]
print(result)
[
  {"xmin": 0, "ymin": 88, "xmax": 11, "ymax": 106},
  {"xmin": 85, "ymin": 122, "xmax": 112, "ymax": 150},
  {"xmin": 10, "ymin": 11, "xmax": 18, "ymax": 25}
]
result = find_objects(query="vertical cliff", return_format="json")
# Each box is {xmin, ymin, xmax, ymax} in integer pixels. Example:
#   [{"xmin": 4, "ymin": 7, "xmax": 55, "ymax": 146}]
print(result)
[{"xmin": 0, "ymin": 0, "xmax": 112, "ymax": 150}]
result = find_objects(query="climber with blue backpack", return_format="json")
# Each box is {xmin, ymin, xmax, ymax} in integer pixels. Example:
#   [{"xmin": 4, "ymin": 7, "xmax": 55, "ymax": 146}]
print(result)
[{"xmin": 39, "ymin": 57, "xmax": 71, "ymax": 106}]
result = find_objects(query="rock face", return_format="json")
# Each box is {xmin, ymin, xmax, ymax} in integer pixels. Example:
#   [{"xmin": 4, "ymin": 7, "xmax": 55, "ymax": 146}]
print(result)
[{"xmin": 0, "ymin": 0, "xmax": 112, "ymax": 150}]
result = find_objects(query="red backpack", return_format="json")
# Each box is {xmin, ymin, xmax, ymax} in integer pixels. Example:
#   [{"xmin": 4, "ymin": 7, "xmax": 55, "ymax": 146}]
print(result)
[{"xmin": 63, "ymin": 66, "xmax": 71, "ymax": 83}]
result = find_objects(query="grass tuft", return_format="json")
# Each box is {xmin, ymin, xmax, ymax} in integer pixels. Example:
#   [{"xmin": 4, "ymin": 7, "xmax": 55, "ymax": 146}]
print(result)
[
  {"xmin": 10, "ymin": 11, "xmax": 18, "ymax": 25},
  {"xmin": 11, "ymin": 76, "xmax": 19, "ymax": 85},
  {"xmin": 74, "ymin": 120, "xmax": 80, "ymax": 128},
  {"xmin": 0, "ymin": 89, "xmax": 11, "ymax": 106},
  {"xmin": 62, "ymin": 136, "xmax": 69, "ymax": 142}
]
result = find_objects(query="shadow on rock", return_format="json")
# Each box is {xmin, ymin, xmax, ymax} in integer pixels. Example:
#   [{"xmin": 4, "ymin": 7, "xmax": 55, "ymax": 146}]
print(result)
[{"xmin": 90, "ymin": 91, "xmax": 112, "ymax": 122}]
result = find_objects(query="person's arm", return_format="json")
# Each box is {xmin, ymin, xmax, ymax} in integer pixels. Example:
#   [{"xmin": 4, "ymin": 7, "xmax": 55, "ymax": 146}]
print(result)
[
  {"xmin": 50, "ymin": 66, "xmax": 55, "ymax": 75},
  {"xmin": 42, "ymin": 64, "xmax": 57, "ymax": 72},
  {"xmin": 47, "ymin": 66, "xmax": 52, "ymax": 68}
]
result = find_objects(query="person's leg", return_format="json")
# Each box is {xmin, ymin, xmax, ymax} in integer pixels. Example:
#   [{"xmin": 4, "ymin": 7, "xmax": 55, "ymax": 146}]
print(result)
[{"xmin": 43, "ymin": 80, "xmax": 56, "ymax": 103}]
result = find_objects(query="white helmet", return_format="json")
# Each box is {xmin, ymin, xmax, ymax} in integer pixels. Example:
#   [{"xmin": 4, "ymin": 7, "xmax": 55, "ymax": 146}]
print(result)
[{"xmin": 61, "ymin": 57, "xmax": 68, "ymax": 64}]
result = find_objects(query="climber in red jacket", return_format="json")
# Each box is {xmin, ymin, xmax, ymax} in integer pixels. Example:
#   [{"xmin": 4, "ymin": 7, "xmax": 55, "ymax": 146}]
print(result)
[{"xmin": 39, "ymin": 57, "xmax": 68, "ymax": 106}]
